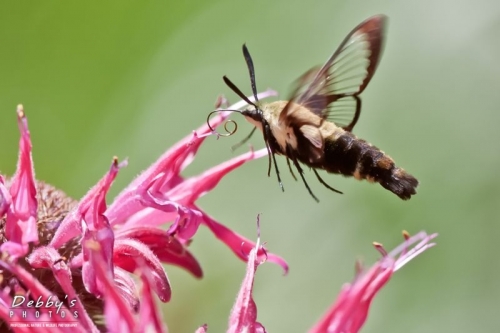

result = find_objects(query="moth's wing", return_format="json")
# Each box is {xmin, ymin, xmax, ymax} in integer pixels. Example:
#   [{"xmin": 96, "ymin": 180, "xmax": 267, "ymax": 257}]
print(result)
[
  {"xmin": 324, "ymin": 95, "xmax": 361, "ymax": 131},
  {"xmin": 296, "ymin": 15, "xmax": 386, "ymax": 131}
]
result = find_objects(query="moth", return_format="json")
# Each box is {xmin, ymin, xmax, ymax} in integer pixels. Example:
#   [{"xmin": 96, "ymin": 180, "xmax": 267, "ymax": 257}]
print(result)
[{"xmin": 209, "ymin": 15, "xmax": 418, "ymax": 201}]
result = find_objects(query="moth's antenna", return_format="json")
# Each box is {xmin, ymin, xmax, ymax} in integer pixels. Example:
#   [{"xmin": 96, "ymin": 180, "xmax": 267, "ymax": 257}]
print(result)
[
  {"xmin": 242, "ymin": 44, "xmax": 259, "ymax": 103},
  {"xmin": 240, "ymin": 44, "xmax": 278, "ymax": 187},
  {"xmin": 223, "ymin": 76, "xmax": 256, "ymax": 107}
]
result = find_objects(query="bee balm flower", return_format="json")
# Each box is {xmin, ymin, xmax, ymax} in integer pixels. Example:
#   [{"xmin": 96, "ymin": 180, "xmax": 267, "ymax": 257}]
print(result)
[{"xmin": 0, "ymin": 91, "xmax": 287, "ymax": 331}]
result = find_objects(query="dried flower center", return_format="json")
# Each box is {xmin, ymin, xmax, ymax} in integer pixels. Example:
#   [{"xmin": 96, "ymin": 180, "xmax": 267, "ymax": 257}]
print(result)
[{"xmin": 35, "ymin": 181, "xmax": 78, "ymax": 245}]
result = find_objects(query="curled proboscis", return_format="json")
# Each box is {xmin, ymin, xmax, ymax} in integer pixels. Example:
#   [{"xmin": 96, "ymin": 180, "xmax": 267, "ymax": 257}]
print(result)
[{"xmin": 206, "ymin": 110, "xmax": 240, "ymax": 137}]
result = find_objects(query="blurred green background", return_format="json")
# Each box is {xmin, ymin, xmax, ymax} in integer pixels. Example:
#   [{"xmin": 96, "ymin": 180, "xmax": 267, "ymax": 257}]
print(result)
[{"xmin": 1, "ymin": 1, "xmax": 499, "ymax": 332}]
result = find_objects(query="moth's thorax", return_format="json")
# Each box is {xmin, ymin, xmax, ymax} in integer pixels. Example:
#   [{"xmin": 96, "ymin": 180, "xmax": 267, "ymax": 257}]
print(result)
[{"xmin": 268, "ymin": 101, "xmax": 343, "ymax": 150}]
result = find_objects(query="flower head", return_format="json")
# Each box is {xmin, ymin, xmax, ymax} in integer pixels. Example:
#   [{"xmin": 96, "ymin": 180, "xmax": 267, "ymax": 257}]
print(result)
[{"xmin": 0, "ymin": 91, "xmax": 287, "ymax": 330}]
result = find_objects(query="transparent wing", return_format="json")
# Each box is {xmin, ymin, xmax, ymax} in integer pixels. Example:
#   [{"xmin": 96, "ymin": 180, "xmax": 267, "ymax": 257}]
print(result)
[{"xmin": 295, "ymin": 15, "xmax": 386, "ymax": 131}]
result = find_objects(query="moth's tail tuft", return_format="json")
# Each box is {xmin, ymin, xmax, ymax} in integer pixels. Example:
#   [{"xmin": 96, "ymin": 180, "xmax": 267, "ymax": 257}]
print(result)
[{"xmin": 380, "ymin": 168, "xmax": 418, "ymax": 200}]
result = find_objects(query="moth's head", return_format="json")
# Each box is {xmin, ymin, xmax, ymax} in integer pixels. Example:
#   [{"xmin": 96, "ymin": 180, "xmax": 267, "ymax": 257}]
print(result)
[{"xmin": 241, "ymin": 105, "xmax": 265, "ymax": 129}]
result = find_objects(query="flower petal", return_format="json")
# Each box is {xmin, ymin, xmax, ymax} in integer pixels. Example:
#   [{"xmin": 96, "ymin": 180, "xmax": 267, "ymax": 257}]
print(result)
[
  {"xmin": 50, "ymin": 157, "xmax": 126, "ymax": 248},
  {"xmin": 0, "ymin": 175, "xmax": 12, "ymax": 218},
  {"xmin": 86, "ymin": 240, "xmax": 136, "ymax": 333},
  {"xmin": 80, "ymin": 158, "xmax": 125, "ymax": 297},
  {"xmin": 10, "ymin": 106, "xmax": 37, "ymax": 222},
  {"xmin": 203, "ymin": 213, "xmax": 289, "ymax": 274},
  {"xmin": 113, "ymin": 238, "xmax": 171, "ymax": 302},
  {"xmin": 228, "ymin": 237, "xmax": 266, "ymax": 333},
  {"xmin": 137, "ymin": 262, "xmax": 168, "ymax": 333},
  {"xmin": 116, "ymin": 227, "xmax": 202, "ymax": 278},
  {"xmin": 170, "ymin": 148, "xmax": 267, "ymax": 204},
  {"xmin": 27, "ymin": 246, "xmax": 99, "ymax": 333},
  {"xmin": 1, "ymin": 106, "xmax": 38, "ymax": 258},
  {"xmin": 114, "ymin": 267, "xmax": 140, "ymax": 311},
  {"xmin": 141, "ymin": 189, "xmax": 204, "ymax": 241}
]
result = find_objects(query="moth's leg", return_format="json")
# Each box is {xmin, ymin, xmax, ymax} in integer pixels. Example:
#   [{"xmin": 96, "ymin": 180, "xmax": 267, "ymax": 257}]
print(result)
[
  {"xmin": 286, "ymin": 157, "xmax": 298, "ymax": 181},
  {"xmin": 287, "ymin": 145, "xmax": 319, "ymax": 202},
  {"xmin": 313, "ymin": 169, "xmax": 343, "ymax": 194},
  {"xmin": 262, "ymin": 123, "xmax": 273, "ymax": 177},
  {"xmin": 231, "ymin": 127, "xmax": 257, "ymax": 152},
  {"xmin": 263, "ymin": 122, "xmax": 284, "ymax": 192},
  {"xmin": 262, "ymin": 131, "xmax": 273, "ymax": 177}
]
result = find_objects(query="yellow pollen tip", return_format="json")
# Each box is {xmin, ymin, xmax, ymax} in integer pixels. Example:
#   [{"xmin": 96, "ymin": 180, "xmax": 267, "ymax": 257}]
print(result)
[
  {"xmin": 17, "ymin": 104, "xmax": 25, "ymax": 118},
  {"xmin": 373, "ymin": 242, "xmax": 388, "ymax": 256},
  {"xmin": 402, "ymin": 230, "xmax": 410, "ymax": 240},
  {"xmin": 84, "ymin": 240, "xmax": 101, "ymax": 251}
]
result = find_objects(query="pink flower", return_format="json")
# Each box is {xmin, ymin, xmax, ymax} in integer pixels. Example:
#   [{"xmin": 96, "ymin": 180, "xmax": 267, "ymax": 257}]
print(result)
[
  {"xmin": 0, "ymin": 91, "xmax": 288, "ymax": 331},
  {"xmin": 308, "ymin": 231, "xmax": 438, "ymax": 333}
]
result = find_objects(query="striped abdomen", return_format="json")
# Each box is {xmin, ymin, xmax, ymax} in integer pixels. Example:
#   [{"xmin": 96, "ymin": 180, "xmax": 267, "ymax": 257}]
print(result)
[{"xmin": 322, "ymin": 131, "xmax": 418, "ymax": 200}]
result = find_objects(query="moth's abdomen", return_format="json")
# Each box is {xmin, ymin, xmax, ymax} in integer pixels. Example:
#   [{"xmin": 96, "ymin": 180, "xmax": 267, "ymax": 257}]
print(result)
[{"xmin": 323, "ymin": 132, "xmax": 418, "ymax": 200}]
